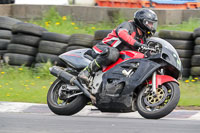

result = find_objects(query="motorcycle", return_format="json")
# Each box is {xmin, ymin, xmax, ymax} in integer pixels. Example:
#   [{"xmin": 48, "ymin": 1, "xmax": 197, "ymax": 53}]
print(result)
[{"xmin": 47, "ymin": 37, "xmax": 182, "ymax": 119}]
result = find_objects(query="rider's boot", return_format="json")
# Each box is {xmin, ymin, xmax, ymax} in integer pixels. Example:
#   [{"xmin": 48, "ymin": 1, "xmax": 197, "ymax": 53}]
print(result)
[{"xmin": 78, "ymin": 59, "xmax": 101, "ymax": 84}]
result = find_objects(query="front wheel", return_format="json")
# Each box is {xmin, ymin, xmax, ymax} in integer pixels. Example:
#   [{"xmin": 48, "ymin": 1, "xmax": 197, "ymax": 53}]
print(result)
[
  {"xmin": 47, "ymin": 79, "xmax": 89, "ymax": 115},
  {"xmin": 137, "ymin": 82, "xmax": 180, "ymax": 119}
]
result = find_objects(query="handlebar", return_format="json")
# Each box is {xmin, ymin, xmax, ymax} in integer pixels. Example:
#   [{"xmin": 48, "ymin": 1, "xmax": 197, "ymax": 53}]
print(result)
[{"xmin": 139, "ymin": 46, "xmax": 157, "ymax": 52}]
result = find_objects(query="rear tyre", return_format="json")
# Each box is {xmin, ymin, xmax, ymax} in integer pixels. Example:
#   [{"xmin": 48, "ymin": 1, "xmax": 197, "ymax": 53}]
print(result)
[
  {"xmin": 137, "ymin": 82, "xmax": 180, "ymax": 119},
  {"xmin": 47, "ymin": 79, "xmax": 88, "ymax": 115}
]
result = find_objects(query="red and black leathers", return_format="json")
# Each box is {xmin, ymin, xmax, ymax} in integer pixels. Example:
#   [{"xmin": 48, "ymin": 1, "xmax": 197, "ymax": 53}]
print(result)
[
  {"xmin": 78, "ymin": 21, "xmax": 146, "ymax": 83},
  {"xmin": 93, "ymin": 20, "xmax": 146, "ymax": 54}
]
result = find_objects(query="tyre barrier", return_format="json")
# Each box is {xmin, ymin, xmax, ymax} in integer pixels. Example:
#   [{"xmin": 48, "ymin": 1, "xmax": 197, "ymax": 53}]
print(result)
[
  {"xmin": 0, "ymin": 16, "xmax": 200, "ymax": 77},
  {"xmin": 0, "ymin": 16, "xmax": 21, "ymax": 31},
  {"xmin": 68, "ymin": 34, "xmax": 94, "ymax": 47},
  {"xmin": 38, "ymin": 40, "xmax": 69, "ymax": 55},
  {"xmin": 0, "ymin": 0, "xmax": 15, "ymax": 4},
  {"xmin": 93, "ymin": 30, "xmax": 112, "ymax": 46},
  {"xmin": 41, "ymin": 31, "xmax": 70, "ymax": 44},
  {"xmin": 191, "ymin": 27, "xmax": 200, "ymax": 76},
  {"xmin": 36, "ymin": 33, "xmax": 94, "ymax": 66},
  {"xmin": 3, "ymin": 53, "xmax": 35, "ymax": 66},
  {"xmin": 35, "ymin": 53, "xmax": 65, "ymax": 67},
  {"xmin": 0, "ymin": 17, "xmax": 21, "ymax": 59},
  {"xmin": 158, "ymin": 30, "xmax": 195, "ymax": 78},
  {"xmin": 4, "ymin": 22, "xmax": 47, "ymax": 66},
  {"xmin": 66, "ymin": 33, "xmax": 94, "ymax": 52},
  {"xmin": 35, "ymin": 32, "xmax": 70, "ymax": 66},
  {"xmin": 159, "ymin": 30, "xmax": 193, "ymax": 40}
]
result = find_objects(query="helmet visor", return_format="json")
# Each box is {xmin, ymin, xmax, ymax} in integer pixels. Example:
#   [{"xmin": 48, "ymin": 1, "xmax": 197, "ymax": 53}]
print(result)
[{"xmin": 143, "ymin": 19, "xmax": 158, "ymax": 32}]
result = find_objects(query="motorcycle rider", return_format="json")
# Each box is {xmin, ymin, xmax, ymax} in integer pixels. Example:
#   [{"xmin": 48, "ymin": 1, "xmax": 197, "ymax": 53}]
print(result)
[{"xmin": 78, "ymin": 9, "xmax": 158, "ymax": 84}]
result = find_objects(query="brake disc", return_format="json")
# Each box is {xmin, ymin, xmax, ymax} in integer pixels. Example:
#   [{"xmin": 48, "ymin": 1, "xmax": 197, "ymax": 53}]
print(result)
[
  {"xmin": 58, "ymin": 85, "xmax": 68, "ymax": 100},
  {"xmin": 144, "ymin": 86, "xmax": 168, "ymax": 107}
]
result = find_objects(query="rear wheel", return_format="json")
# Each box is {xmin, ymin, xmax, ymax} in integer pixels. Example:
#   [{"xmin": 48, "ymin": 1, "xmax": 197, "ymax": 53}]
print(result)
[
  {"xmin": 137, "ymin": 82, "xmax": 180, "ymax": 119},
  {"xmin": 47, "ymin": 79, "xmax": 89, "ymax": 115}
]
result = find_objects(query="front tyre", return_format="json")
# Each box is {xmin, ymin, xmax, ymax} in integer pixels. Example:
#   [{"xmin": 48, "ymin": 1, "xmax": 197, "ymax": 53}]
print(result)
[
  {"xmin": 47, "ymin": 79, "xmax": 89, "ymax": 115},
  {"xmin": 137, "ymin": 82, "xmax": 180, "ymax": 119}
]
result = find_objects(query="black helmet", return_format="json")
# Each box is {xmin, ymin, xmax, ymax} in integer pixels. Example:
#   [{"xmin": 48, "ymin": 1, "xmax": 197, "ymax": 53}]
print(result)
[{"xmin": 134, "ymin": 9, "xmax": 158, "ymax": 37}]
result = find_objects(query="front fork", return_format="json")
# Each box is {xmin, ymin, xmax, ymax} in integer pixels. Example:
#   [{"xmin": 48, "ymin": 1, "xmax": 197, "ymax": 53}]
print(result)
[
  {"xmin": 152, "ymin": 71, "xmax": 157, "ymax": 96},
  {"xmin": 150, "ymin": 71, "xmax": 179, "ymax": 97}
]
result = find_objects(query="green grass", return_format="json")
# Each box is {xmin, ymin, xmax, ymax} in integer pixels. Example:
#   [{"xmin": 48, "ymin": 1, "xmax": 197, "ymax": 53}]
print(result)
[
  {"xmin": 178, "ymin": 79, "xmax": 200, "ymax": 106},
  {"xmin": 28, "ymin": 8, "xmax": 200, "ymax": 36},
  {"xmin": 28, "ymin": 7, "xmax": 115, "ymax": 35},
  {"xmin": 157, "ymin": 18, "xmax": 200, "ymax": 32},
  {"xmin": 0, "ymin": 63, "xmax": 56, "ymax": 104}
]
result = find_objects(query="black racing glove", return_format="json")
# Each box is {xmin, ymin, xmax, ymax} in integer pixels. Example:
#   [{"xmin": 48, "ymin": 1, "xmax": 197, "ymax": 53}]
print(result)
[{"xmin": 133, "ymin": 42, "xmax": 148, "ymax": 49}]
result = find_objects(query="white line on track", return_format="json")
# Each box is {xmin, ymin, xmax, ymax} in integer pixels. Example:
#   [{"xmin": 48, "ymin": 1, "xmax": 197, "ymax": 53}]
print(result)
[{"xmin": 1, "ymin": 102, "xmax": 200, "ymax": 120}]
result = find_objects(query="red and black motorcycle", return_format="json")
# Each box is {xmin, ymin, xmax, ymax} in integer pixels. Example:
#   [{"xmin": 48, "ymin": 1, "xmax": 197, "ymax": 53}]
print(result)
[{"xmin": 47, "ymin": 37, "xmax": 182, "ymax": 119}]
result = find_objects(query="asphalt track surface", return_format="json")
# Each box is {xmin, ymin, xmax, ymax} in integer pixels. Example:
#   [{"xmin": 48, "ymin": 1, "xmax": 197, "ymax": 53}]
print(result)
[
  {"xmin": 0, "ymin": 102, "xmax": 200, "ymax": 133},
  {"xmin": 0, "ymin": 112, "xmax": 200, "ymax": 133}
]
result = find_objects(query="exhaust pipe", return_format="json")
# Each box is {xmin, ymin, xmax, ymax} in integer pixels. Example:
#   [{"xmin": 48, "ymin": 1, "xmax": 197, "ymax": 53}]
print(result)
[{"xmin": 49, "ymin": 66, "xmax": 96, "ymax": 103}]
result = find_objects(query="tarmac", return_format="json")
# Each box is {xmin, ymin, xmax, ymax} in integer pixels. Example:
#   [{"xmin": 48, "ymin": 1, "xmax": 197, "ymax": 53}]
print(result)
[{"xmin": 0, "ymin": 101, "xmax": 200, "ymax": 120}]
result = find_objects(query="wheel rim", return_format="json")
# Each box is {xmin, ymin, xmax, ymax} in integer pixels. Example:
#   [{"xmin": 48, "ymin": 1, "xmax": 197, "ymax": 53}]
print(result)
[
  {"xmin": 140, "ymin": 83, "xmax": 174, "ymax": 112},
  {"xmin": 50, "ymin": 80, "xmax": 79, "ymax": 106}
]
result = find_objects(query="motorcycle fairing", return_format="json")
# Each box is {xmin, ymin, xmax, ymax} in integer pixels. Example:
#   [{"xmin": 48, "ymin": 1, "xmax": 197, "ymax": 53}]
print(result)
[
  {"xmin": 59, "ymin": 48, "xmax": 91, "ymax": 70},
  {"xmin": 101, "ymin": 58, "xmax": 161, "ymax": 96},
  {"xmin": 96, "ymin": 58, "xmax": 161, "ymax": 112},
  {"xmin": 96, "ymin": 59, "xmax": 163, "ymax": 112},
  {"xmin": 96, "ymin": 91, "xmax": 134, "ymax": 112},
  {"xmin": 148, "ymin": 37, "xmax": 182, "ymax": 79}
]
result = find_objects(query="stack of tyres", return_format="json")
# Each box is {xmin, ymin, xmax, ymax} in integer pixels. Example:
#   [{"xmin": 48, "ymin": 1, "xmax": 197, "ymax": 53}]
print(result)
[
  {"xmin": 191, "ymin": 28, "xmax": 200, "ymax": 76},
  {"xmin": 0, "ymin": 0, "xmax": 15, "ymax": 4},
  {"xmin": 159, "ymin": 30, "xmax": 194, "ymax": 78},
  {"xmin": 36, "ymin": 32, "xmax": 70, "ymax": 67},
  {"xmin": 66, "ymin": 33, "xmax": 94, "ymax": 51},
  {"xmin": 93, "ymin": 30, "xmax": 112, "ymax": 46},
  {"xmin": 152, "ymin": 32, "xmax": 159, "ymax": 37},
  {"xmin": 0, "ymin": 17, "xmax": 21, "ymax": 60},
  {"xmin": 3, "ymin": 22, "xmax": 47, "ymax": 67}
]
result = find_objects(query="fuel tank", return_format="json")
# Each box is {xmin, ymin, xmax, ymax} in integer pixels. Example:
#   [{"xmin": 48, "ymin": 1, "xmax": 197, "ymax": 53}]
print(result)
[{"xmin": 103, "ymin": 50, "xmax": 144, "ymax": 72}]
